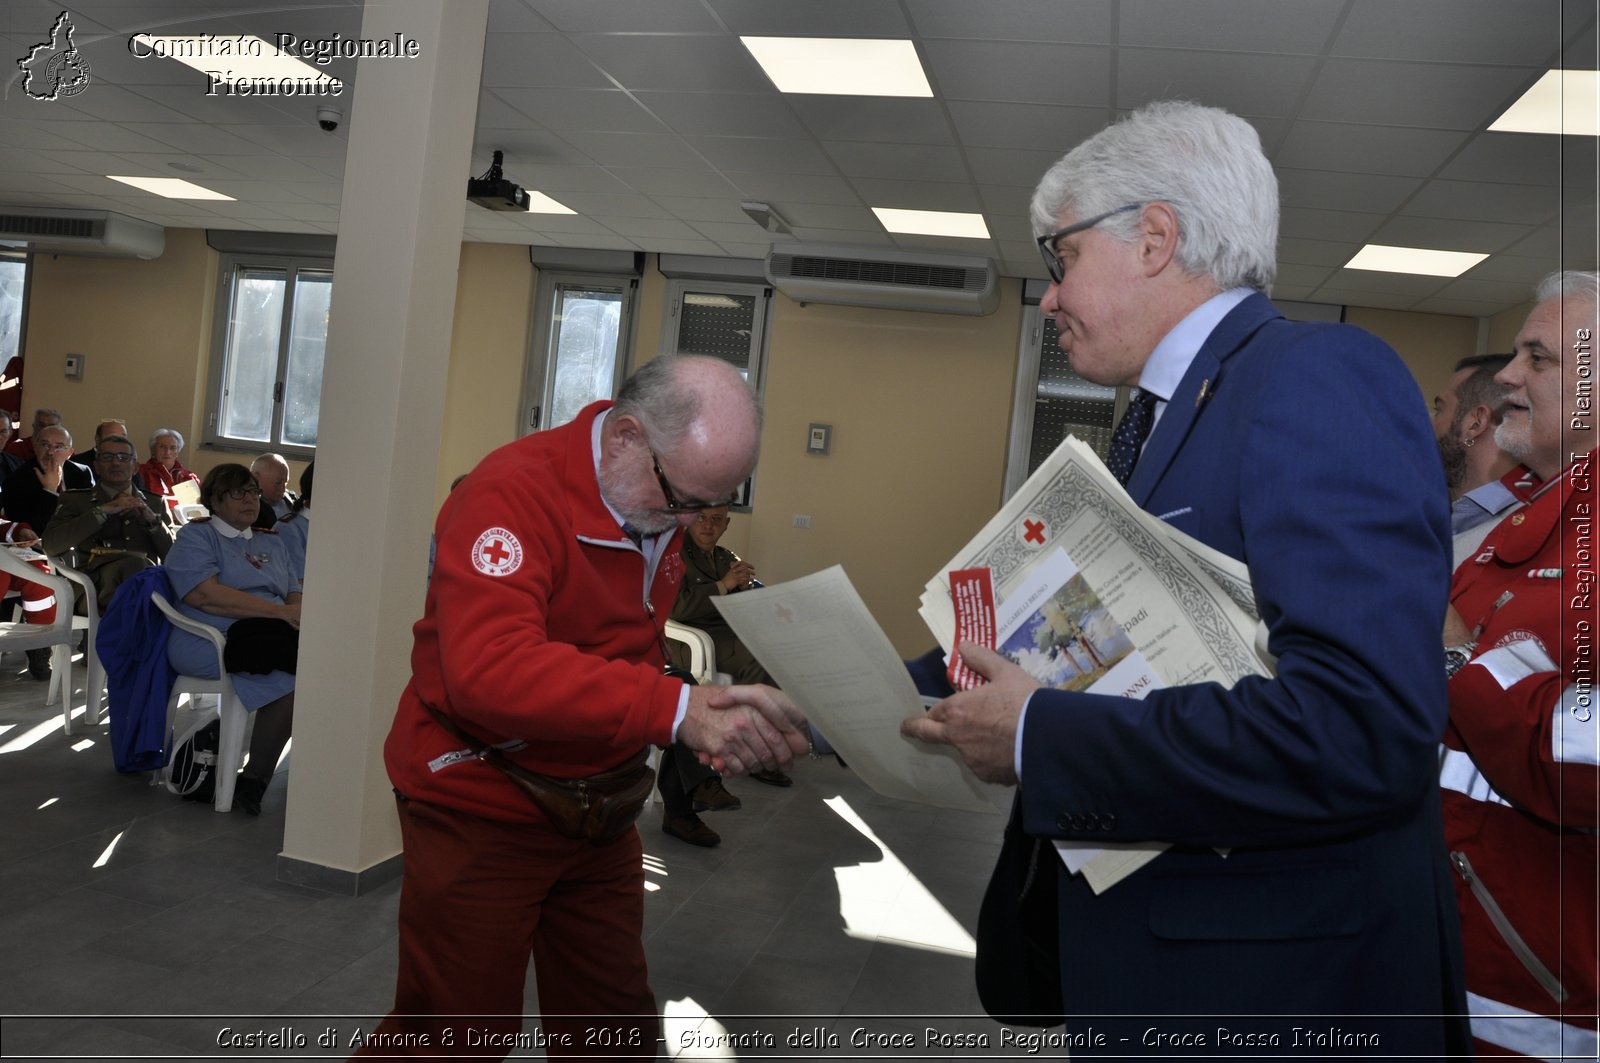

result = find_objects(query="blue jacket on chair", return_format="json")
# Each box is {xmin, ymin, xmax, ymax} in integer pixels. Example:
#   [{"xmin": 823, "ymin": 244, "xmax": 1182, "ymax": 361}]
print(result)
[{"xmin": 98, "ymin": 566, "xmax": 176, "ymax": 772}]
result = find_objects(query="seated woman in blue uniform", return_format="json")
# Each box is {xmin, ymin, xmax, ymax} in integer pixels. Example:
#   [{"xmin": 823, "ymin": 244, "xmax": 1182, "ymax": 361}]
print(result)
[{"xmin": 166, "ymin": 463, "xmax": 302, "ymax": 816}]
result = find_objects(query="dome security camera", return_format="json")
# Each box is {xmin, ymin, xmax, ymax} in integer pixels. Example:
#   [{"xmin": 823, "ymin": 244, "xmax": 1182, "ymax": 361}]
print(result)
[{"xmin": 316, "ymin": 104, "xmax": 342, "ymax": 133}]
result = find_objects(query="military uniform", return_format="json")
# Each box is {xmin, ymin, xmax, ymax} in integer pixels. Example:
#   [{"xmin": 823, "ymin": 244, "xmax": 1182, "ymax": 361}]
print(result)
[{"xmin": 42, "ymin": 481, "xmax": 173, "ymax": 610}]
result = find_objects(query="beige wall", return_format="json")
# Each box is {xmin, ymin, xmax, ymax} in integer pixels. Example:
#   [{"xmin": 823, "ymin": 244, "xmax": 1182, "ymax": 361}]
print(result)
[
  {"xmin": 1344, "ymin": 305, "xmax": 1482, "ymax": 416},
  {"xmin": 24, "ymin": 240, "xmax": 1496, "ymax": 656}
]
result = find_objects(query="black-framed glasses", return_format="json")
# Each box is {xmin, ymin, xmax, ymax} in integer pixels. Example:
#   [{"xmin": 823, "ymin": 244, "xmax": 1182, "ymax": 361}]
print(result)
[
  {"xmin": 1036, "ymin": 202, "xmax": 1144, "ymax": 285},
  {"xmin": 651, "ymin": 450, "xmax": 736, "ymax": 512},
  {"xmin": 97, "ymin": 452, "xmax": 136, "ymax": 464},
  {"xmin": 225, "ymin": 486, "xmax": 263, "ymax": 501}
]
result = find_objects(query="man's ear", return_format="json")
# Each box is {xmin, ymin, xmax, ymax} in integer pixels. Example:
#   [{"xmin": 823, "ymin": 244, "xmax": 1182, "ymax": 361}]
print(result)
[
  {"xmin": 1137, "ymin": 202, "xmax": 1181, "ymax": 277},
  {"xmin": 604, "ymin": 412, "xmax": 646, "ymax": 457},
  {"xmin": 1461, "ymin": 404, "xmax": 1492, "ymax": 443}
]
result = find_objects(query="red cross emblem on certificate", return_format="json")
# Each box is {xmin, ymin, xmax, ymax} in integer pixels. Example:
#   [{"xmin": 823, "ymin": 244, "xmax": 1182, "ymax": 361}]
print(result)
[
  {"xmin": 471, "ymin": 527, "xmax": 523, "ymax": 577},
  {"xmin": 1020, "ymin": 515, "xmax": 1048, "ymax": 546}
]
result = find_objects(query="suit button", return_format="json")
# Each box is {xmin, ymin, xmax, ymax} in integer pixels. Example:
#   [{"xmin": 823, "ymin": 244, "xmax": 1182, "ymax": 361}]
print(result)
[
  {"xmin": 1056, "ymin": 814, "xmax": 1072, "ymax": 831},
  {"xmin": 1100, "ymin": 814, "xmax": 1115, "ymax": 831}
]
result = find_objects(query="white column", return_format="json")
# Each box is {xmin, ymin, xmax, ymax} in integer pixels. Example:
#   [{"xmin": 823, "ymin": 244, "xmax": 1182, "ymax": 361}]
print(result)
[{"xmin": 278, "ymin": 0, "xmax": 489, "ymax": 885}]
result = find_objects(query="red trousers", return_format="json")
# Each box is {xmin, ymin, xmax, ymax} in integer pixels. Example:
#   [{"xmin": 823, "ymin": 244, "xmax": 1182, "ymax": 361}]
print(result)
[
  {"xmin": 352, "ymin": 795, "xmax": 659, "ymax": 1060},
  {"xmin": 8, "ymin": 560, "xmax": 56, "ymax": 625}
]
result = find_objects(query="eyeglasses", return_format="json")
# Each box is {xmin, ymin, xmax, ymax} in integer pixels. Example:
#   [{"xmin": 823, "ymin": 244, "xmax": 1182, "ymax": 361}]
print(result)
[
  {"xmin": 1036, "ymin": 203, "xmax": 1144, "ymax": 285},
  {"xmin": 39, "ymin": 442, "xmax": 71, "ymax": 453},
  {"xmin": 224, "ymin": 486, "xmax": 263, "ymax": 501},
  {"xmin": 651, "ymin": 450, "xmax": 736, "ymax": 512},
  {"xmin": 97, "ymin": 452, "xmax": 135, "ymax": 464}
]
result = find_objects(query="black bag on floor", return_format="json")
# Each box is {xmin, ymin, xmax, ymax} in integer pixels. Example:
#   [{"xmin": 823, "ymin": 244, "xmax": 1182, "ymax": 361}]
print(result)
[{"xmin": 167, "ymin": 717, "xmax": 219, "ymax": 803}]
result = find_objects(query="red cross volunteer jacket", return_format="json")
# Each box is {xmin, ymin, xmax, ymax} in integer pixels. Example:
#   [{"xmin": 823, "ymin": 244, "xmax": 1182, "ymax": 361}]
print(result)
[{"xmin": 384, "ymin": 401, "xmax": 687, "ymax": 824}]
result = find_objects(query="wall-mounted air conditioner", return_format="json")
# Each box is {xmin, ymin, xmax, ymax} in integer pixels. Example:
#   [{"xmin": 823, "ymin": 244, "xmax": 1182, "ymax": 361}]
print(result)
[
  {"xmin": 765, "ymin": 242, "xmax": 999, "ymax": 316},
  {"xmin": 0, "ymin": 207, "xmax": 165, "ymax": 259}
]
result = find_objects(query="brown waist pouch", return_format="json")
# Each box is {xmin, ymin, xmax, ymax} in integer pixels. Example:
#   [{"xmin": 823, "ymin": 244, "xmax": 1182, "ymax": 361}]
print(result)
[{"xmin": 426, "ymin": 707, "xmax": 654, "ymax": 844}]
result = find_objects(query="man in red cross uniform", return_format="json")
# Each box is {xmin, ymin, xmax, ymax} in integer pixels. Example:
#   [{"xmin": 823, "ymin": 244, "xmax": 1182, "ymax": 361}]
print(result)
[
  {"xmin": 358, "ymin": 354, "xmax": 808, "ymax": 1059},
  {"xmin": 1441, "ymin": 270, "xmax": 1599, "ymax": 1059}
]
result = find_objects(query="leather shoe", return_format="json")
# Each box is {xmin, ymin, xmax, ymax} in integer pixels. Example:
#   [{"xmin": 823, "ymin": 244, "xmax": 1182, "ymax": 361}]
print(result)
[
  {"xmin": 25, "ymin": 648, "xmax": 51, "ymax": 681},
  {"xmin": 750, "ymin": 768, "xmax": 793, "ymax": 788},
  {"xmin": 662, "ymin": 813, "xmax": 720, "ymax": 847},
  {"xmin": 689, "ymin": 776, "xmax": 741, "ymax": 812},
  {"xmin": 233, "ymin": 775, "xmax": 268, "ymax": 816}
]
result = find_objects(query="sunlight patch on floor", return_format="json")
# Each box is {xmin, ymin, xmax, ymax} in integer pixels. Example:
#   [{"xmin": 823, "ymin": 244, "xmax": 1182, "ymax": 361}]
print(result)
[{"xmin": 826, "ymin": 795, "xmax": 976, "ymax": 956}]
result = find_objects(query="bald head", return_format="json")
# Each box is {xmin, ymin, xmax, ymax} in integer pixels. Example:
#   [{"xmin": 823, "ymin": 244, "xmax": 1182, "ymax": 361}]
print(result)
[{"xmin": 601, "ymin": 355, "xmax": 763, "ymax": 535}]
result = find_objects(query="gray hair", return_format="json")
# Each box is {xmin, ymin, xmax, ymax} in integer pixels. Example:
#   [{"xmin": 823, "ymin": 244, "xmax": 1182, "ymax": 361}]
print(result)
[
  {"xmin": 1535, "ymin": 270, "xmax": 1600, "ymax": 314},
  {"xmin": 97, "ymin": 433, "xmax": 136, "ymax": 458},
  {"xmin": 612, "ymin": 355, "xmax": 761, "ymax": 451},
  {"xmin": 1031, "ymin": 100, "xmax": 1278, "ymax": 292},
  {"xmin": 149, "ymin": 427, "xmax": 185, "ymax": 451}
]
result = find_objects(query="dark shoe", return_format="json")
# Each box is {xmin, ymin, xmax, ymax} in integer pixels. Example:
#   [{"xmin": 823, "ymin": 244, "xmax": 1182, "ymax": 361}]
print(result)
[
  {"xmin": 233, "ymin": 775, "xmax": 268, "ymax": 816},
  {"xmin": 689, "ymin": 776, "xmax": 741, "ymax": 812},
  {"xmin": 750, "ymin": 768, "xmax": 793, "ymax": 787},
  {"xmin": 662, "ymin": 813, "xmax": 720, "ymax": 847},
  {"xmin": 25, "ymin": 648, "xmax": 51, "ymax": 681}
]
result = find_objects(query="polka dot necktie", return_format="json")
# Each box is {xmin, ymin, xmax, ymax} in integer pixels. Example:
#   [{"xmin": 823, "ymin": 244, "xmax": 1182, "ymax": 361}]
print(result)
[{"xmin": 1106, "ymin": 387, "xmax": 1159, "ymax": 486}]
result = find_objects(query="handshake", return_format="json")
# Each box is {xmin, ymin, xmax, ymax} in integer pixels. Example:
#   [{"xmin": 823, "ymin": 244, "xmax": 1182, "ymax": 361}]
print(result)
[{"xmin": 678, "ymin": 682, "xmax": 809, "ymax": 778}]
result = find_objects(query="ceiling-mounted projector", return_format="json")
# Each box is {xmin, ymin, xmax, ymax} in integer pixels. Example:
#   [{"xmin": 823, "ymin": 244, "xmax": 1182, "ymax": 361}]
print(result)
[{"xmin": 467, "ymin": 150, "xmax": 529, "ymax": 211}]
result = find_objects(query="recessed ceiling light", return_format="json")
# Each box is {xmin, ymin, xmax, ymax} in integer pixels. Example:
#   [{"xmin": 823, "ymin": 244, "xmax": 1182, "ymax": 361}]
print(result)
[
  {"xmin": 740, "ymin": 37, "xmax": 932, "ymax": 97},
  {"xmin": 131, "ymin": 34, "xmax": 340, "ymax": 91},
  {"xmin": 525, "ymin": 192, "xmax": 576, "ymax": 215},
  {"xmin": 1489, "ymin": 69, "xmax": 1600, "ymax": 135},
  {"xmin": 108, "ymin": 175, "xmax": 234, "ymax": 200},
  {"xmin": 872, "ymin": 207, "xmax": 990, "ymax": 239},
  {"xmin": 1344, "ymin": 244, "xmax": 1487, "ymax": 277}
]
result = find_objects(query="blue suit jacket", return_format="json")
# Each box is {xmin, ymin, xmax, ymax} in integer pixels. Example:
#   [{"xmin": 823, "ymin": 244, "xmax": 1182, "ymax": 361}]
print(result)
[{"xmin": 976, "ymin": 294, "xmax": 1470, "ymax": 1050}]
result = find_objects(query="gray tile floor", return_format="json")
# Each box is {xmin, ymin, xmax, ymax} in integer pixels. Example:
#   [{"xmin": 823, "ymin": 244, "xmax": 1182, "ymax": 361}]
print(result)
[{"xmin": 0, "ymin": 652, "xmax": 1056, "ymax": 1061}]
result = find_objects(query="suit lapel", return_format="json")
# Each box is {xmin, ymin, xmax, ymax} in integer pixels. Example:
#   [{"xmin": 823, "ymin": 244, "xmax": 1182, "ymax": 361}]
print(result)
[{"xmin": 1126, "ymin": 293, "xmax": 1282, "ymax": 505}]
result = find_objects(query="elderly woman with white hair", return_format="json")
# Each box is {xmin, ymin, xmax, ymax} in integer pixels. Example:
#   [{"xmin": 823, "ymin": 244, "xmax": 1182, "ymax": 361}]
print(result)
[{"xmin": 138, "ymin": 427, "xmax": 201, "ymax": 498}]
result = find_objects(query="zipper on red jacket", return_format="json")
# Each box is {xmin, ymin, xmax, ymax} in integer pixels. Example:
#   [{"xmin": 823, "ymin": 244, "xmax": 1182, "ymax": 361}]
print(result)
[{"xmin": 1450, "ymin": 850, "xmax": 1567, "ymax": 1002}]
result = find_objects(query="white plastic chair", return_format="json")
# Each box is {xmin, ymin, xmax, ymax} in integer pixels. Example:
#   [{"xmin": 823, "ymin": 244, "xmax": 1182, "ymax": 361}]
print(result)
[
  {"xmin": 173, "ymin": 503, "xmax": 209, "ymax": 525},
  {"xmin": 663, "ymin": 619, "xmax": 731, "ymax": 685},
  {"xmin": 50, "ymin": 560, "xmax": 106, "ymax": 732},
  {"xmin": 150, "ymin": 590, "xmax": 252, "ymax": 813},
  {"xmin": 0, "ymin": 547, "xmax": 92, "ymax": 733}
]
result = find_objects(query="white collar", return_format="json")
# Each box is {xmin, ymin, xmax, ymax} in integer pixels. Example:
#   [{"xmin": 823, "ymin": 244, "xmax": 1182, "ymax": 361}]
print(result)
[
  {"xmin": 1139, "ymin": 287, "xmax": 1255, "ymax": 403},
  {"xmin": 213, "ymin": 519, "xmax": 253, "ymax": 541}
]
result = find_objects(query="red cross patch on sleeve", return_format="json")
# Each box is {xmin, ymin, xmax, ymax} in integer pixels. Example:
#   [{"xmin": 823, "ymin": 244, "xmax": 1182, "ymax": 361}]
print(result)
[{"xmin": 471, "ymin": 527, "xmax": 523, "ymax": 577}]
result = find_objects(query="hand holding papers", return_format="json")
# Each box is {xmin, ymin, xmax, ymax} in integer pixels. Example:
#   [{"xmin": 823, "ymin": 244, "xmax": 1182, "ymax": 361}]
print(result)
[{"xmin": 711, "ymin": 567, "xmax": 1010, "ymax": 814}]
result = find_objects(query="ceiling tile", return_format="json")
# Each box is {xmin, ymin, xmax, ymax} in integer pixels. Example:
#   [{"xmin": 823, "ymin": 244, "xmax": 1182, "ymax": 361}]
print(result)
[
  {"xmin": 1430, "ymin": 276, "xmax": 1547, "ymax": 304},
  {"xmin": 1278, "ymin": 235, "xmax": 1365, "ymax": 267},
  {"xmin": 548, "ymin": 192, "xmax": 673, "ymax": 218},
  {"xmin": 1274, "ymin": 122, "xmax": 1470, "ymax": 178},
  {"xmin": 647, "ymin": 196, "xmax": 752, "ymax": 223},
  {"xmin": 687, "ymin": 220, "xmax": 774, "ymax": 243},
  {"xmin": 788, "ymin": 97, "xmax": 954, "ymax": 145},
  {"xmin": 707, "ymin": 0, "xmax": 914, "ymax": 37},
  {"xmin": 571, "ymin": 35, "xmax": 770, "ymax": 93},
  {"xmin": 946, "ymin": 101, "xmax": 1108, "ymax": 151},
  {"xmin": 113, "ymin": 122, "xmax": 274, "ymax": 156},
  {"xmin": 633, "ymin": 92, "xmax": 808, "ymax": 138},
  {"xmin": 489, "ymin": 1, "xmax": 558, "ymax": 32},
  {"xmin": 1278, "ymin": 207, "xmax": 1386, "ymax": 243},
  {"xmin": 556, "ymin": 130, "xmax": 707, "ymax": 169},
  {"xmin": 1406, "ymin": 179, "xmax": 1560, "ymax": 226},
  {"xmin": 1301, "ymin": 59, "xmax": 1543, "ymax": 130},
  {"xmin": 54, "ymin": 84, "xmax": 201, "ymax": 124},
  {"xmin": 848, "ymin": 177, "xmax": 981, "ymax": 211},
  {"xmin": 1332, "ymin": 0, "xmax": 1565, "ymax": 64},
  {"xmin": 610, "ymin": 167, "xmax": 744, "ymax": 198},
  {"xmin": 1276, "ymin": 168, "xmax": 1422, "ymax": 214},
  {"xmin": 823, "ymin": 141, "xmax": 967, "ymax": 182},
  {"xmin": 963, "ymin": 147, "xmax": 1063, "ymax": 189},
  {"xmin": 527, "ymin": 0, "xmax": 723, "ymax": 33},
  {"xmin": 1439, "ymin": 132, "xmax": 1564, "ymax": 188},
  {"xmin": 494, "ymin": 88, "xmax": 667, "ymax": 133},
  {"xmin": 906, "ymin": 0, "xmax": 1113, "ymax": 44},
  {"xmin": 778, "ymin": 203, "xmax": 879, "ymax": 229},
  {"xmin": 599, "ymin": 216, "xmax": 704, "ymax": 240},
  {"xmin": 1116, "ymin": 49, "xmax": 1320, "ymax": 118},
  {"xmin": 480, "ymin": 33, "xmax": 611, "ymax": 89},
  {"xmin": 1307, "ymin": 286, "xmax": 1424, "ymax": 311},
  {"xmin": 726, "ymin": 172, "xmax": 859, "ymax": 205},
  {"xmin": 1119, "ymin": 0, "xmax": 1344, "ymax": 53},
  {"xmin": 1274, "ymin": 262, "xmax": 1337, "ymax": 289},
  {"xmin": 787, "ymin": 227, "xmax": 896, "ymax": 246},
  {"xmin": 1326, "ymin": 269, "xmax": 1450, "ymax": 297},
  {"xmin": 921, "ymin": 40, "xmax": 1110, "ymax": 105},
  {"xmin": 688, "ymin": 136, "xmax": 835, "ymax": 174},
  {"xmin": 711, "ymin": 241, "xmax": 773, "ymax": 259},
  {"xmin": 1368, "ymin": 216, "xmax": 1535, "ymax": 255}
]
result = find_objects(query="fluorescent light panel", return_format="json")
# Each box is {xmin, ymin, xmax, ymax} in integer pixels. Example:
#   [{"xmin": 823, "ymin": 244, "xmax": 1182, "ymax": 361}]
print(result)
[
  {"xmin": 1344, "ymin": 244, "xmax": 1487, "ymax": 278},
  {"xmin": 740, "ymin": 37, "xmax": 932, "ymax": 97},
  {"xmin": 525, "ymin": 191, "xmax": 576, "ymax": 215},
  {"xmin": 132, "ymin": 34, "xmax": 340, "ymax": 88},
  {"xmin": 872, "ymin": 207, "xmax": 990, "ymax": 239},
  {"xmin": 1489, "ymin": 69, "xmax": 1599, "ymax": 136},
  {"xmin": 108, "ymin": 175, "xmax": 234, "ymax": 200}
]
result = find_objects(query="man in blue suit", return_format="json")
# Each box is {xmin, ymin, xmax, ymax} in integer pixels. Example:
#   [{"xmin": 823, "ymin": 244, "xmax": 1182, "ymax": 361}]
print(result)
[{"xmin": 904, "ymin": 101, "xmax": 1470, "ymax": 1054}]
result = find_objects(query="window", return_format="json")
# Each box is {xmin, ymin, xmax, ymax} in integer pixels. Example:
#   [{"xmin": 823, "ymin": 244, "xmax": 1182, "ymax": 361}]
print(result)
[
  {"xmin": 205, "ymin": 254, "xmax": 332, "ymax": 456},
  {"xmin": 661, "ymin": 278, "xmax": 771, "ymax": 508},
  {"xmin": 523, "ymin": 272, "xmax": 638, "ymax": 434},
  {"xmin": 0, "ymin": 255, "xmax": 26, "ymax": 419},
  {"xmin": 1004, "ymin": 301, "xmax": 1127, "ymax": 501}
]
